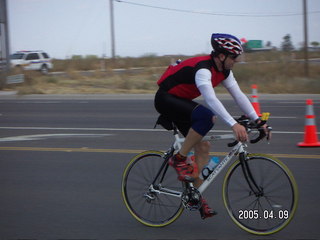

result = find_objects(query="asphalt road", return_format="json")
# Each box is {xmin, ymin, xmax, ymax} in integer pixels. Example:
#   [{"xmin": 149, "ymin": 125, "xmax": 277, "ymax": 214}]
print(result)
[{"xmin": 0, "ymin": 94, "xmax": 320, "ymax": 240}]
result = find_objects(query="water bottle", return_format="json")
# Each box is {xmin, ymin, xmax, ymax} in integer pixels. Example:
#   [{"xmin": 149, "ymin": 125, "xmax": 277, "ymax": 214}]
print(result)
[{"xmin": 200, "ymin": 156, "xmax": 219, "ymax": 180}]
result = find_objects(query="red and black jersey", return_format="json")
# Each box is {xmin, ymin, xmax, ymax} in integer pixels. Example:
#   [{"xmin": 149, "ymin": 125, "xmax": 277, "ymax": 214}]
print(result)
[{"xmin": 157, "ymin": 54, "xmax": 230, "ymax": 99}]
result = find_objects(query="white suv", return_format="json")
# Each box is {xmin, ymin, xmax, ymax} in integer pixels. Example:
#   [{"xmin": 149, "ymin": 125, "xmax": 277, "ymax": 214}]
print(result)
[{"xmin": 10, "ymin": 50, "xmax": 53, "ymax": 74}]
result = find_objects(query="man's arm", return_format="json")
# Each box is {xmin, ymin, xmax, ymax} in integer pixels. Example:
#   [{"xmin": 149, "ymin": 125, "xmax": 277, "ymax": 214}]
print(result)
[{"xmin": 222, "ymin": 71, "xmax": 259, "ymax": 121}]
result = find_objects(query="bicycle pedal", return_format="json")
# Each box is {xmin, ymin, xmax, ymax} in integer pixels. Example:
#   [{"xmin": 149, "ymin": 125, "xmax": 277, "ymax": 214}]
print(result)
[{"xmin": 181, "ymin": 187, "xmax": 202, "ymax": 211}]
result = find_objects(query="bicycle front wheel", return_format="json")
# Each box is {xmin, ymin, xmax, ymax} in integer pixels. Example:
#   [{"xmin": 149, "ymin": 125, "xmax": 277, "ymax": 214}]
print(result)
[
  {"xmin": 223, "ymin": 154, "xmax": 298, "ymax": 235},
  {"xmin": 121, "ymin": 150, "xmax": 184, "ymax": 227}
]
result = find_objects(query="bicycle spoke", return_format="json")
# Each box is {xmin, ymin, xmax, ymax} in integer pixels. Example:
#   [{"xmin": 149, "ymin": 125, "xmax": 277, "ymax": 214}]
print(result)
[
  {"xmin": 228, "ymin": 178, "xmax": 251, "ymax": 192},
  {"xmin": 223, "ymin": 156, "xmax": 298, "ymax": 235},
  {"xmin": 264, "ymin": 181, "xmax": 293, "ymax": 196},
  {"xmin": 261, "ymin": 170, "xmax": 287, "ymax": 191},
  {"xmin": 122, "ymin": 151, "xmax": 183, "ymax": 227}
]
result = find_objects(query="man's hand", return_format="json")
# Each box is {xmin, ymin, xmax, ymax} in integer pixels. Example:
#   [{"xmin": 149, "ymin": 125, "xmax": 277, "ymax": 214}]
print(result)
[
  {"xmin": 256, "ymin": 119, "xmax": 272, "ymax": 141},
  {"xmin": 231, "ymin": 123, "xmax": 248, "ymax": 142}
]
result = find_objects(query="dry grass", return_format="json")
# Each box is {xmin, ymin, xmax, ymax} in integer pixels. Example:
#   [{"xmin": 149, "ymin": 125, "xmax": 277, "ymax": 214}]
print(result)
[
  {"xmin": 233, "ymin": 61, "xmax": 320, "ymax": 93},
  {"xmin": 3, "ymin": 51, "xmax": 320, "ymax": 95}
]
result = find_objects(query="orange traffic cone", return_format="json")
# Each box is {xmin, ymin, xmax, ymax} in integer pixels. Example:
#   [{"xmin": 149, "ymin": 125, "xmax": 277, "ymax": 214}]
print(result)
[
  {"xmin": 251, "ymin": 84, "xmax": 262, "ymax": 117},
  {"xmin": 297, "ymin": 99, "xmax": 320, "ymax": 147}
]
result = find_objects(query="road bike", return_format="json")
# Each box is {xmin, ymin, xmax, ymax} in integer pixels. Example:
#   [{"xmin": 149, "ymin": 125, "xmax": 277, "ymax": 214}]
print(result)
[{"xmin": 121, "ymin": 113, "xmax": 298, "ymax": 235}]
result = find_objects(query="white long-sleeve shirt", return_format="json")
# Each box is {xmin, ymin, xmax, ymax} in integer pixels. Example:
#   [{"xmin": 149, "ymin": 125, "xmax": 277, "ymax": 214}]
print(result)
[{"xmin": 195, "ymin": 68, "xmax": 259, "ymax": 127}]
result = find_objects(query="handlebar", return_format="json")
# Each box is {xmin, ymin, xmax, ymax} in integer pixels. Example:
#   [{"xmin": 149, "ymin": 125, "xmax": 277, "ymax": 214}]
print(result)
[{"xmin": 227, "ymin": 113, "xmax": 272, "ymax": 147}]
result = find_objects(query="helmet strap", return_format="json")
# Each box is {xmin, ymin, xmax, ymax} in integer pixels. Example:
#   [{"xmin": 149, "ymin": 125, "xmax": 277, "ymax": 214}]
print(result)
[
  {"xmin": 212, "ymin": 52, "xmax": 228, "ymax": 72},
  {"xmin": 221, "ymin": 54, "xmax": 228, "ymax": 71},
  {"xmin": 218, "ymin": 53, "xmax": 228, "ymax": 72}
]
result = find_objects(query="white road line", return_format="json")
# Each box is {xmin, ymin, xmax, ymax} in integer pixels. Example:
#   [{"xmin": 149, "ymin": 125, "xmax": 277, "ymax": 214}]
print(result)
[
  {"xmin": 15, "ymin": 101, "xmax": 62, "ymax": 104},
  {"xmin": 279, "ymin": 101, "xmax": 320, "ymax": 104},
  {"xmin": 0, "ymin": 126, "xmax": 164, "ymax": 131},
  {"xmin": 0, "ymin": 133, "xmax": 113, "ymax": 142},
  {"xmin": 230, "ymin": 115, "xmax": 298, "ymax": 119},
  {"xmin": 0, "ymin": 101, "xmax": 90, "ymax": 104},
  {"xmin": 261, "ymin": 106, "xmax": 305, "ymax": 108},
  {"xmin": 0, "ymin": 126, "xmax": 313, "ymax": 134},
  {"xmin": 269, "ymin": 116, "xmax": 297, "ymax": 119}
]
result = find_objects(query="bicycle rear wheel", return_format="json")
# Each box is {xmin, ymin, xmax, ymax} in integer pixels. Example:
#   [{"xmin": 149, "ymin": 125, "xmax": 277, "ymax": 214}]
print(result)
[
  {"xmin": 121, "ymin": 150, "xmax": 184, "ymax": 227},
  {"xmin": 223, "ymin": 154, "xmax": 298, "ymax": 235}
]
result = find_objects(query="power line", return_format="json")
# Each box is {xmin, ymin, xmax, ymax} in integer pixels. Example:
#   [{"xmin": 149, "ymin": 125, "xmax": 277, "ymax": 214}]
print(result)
[{"xmin": 115, "ymin": 0, "xmax": 320, "ymax": 17}]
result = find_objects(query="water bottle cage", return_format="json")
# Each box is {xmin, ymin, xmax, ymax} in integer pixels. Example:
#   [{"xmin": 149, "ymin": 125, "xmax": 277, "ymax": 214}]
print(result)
[{"xmin": 202, "ymin": 167, "xmax": 213, "ymax": 180}]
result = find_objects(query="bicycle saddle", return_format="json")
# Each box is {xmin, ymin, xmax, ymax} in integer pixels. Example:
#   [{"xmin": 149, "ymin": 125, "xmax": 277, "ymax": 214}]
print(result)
[{"xmin": 154, "ymin": 115, "xmax": 175, "ymax": 131}]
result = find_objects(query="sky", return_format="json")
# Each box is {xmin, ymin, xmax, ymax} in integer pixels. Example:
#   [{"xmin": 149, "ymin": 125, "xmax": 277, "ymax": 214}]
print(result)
[{"xmin": 7, "ymin": 0, "xmax": 320, "ymax": 59}]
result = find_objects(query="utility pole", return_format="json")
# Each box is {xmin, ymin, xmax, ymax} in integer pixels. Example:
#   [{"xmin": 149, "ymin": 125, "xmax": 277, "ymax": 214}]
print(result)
[
  {"xmin": 303, "ymin": 0, "xmax": 309, "ymax": 77},
  {"xmin": 110, "ymin": 0, "xmax": 116, "ymax": 59},
  {"xmin": 0, "ymin": 0, "xmax": 10, "ymax": 72},
  {"xmin": 0, "ymin": 0, "xmax": 10, "ymax": 88}
]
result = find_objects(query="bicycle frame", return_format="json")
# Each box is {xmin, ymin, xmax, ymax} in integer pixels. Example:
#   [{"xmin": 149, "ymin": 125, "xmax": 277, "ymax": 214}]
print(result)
[
  {"xmin": 173, "ymin": 132, "xmax": 245, "ymax": 194},
  {"xmin": 151, "ymin": 131, "xmax": 245, "ymax": 199},
  {"xmin": 198, "ymin": 142, "xmax": 243, "ymax": 194},
  {"xmin": 151, "ymin": 126, "xmax": 266, "ymax": 201}
]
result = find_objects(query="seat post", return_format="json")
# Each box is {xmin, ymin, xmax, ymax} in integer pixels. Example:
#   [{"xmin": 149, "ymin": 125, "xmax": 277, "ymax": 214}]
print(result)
[{"xmin": 172, "ymin": 124, "xmax": 179, "ymax": 135}]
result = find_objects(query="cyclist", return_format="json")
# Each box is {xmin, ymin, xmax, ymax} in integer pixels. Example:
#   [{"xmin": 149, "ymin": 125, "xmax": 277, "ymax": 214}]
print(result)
[{"xmin": 154, "ymin": 33, "xmax": 265, "ymax": 219}]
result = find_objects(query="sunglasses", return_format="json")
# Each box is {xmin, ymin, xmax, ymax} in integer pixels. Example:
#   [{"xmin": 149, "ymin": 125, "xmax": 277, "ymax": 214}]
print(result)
[{"xmin": 229, "ymin": 55, "xmax": 239, "ymax": 60}]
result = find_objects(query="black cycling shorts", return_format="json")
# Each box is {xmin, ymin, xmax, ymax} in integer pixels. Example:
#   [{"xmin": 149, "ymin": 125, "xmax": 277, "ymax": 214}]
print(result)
[{"xmin": 154, "ymin": 88, "xmax": 198, "ymax": 136}]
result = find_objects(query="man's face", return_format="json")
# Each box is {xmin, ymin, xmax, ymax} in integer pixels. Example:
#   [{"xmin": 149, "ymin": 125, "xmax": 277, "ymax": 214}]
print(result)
[{"xmin": 223, "ymin": 54, "xmax": 241, "ymax": 70}]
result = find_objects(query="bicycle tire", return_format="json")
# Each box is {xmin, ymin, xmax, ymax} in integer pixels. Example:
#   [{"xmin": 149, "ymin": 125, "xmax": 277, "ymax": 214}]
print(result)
[
  {"xmin": 121, "ymin": 150, "xmax": 184, "ymax": 227},
  {"xmin": 223, "ymin": 154, "xmax": 298, "ymax": 235}
]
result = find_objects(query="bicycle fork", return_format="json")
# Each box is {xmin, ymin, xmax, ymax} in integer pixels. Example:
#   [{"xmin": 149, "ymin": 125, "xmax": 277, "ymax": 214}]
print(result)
[{"xmin": 239, "ymin": 152, "xmax": 264, "ymax": 197}]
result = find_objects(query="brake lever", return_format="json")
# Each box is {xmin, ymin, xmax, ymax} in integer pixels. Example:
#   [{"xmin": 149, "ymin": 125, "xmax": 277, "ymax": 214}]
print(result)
[
  {"xmin": 266, "ymin": 126, "xmax": 272, "ymax": 143},
  {"xmin": 250, "ymin": 126, "xmax": 272, "ymax": 144}
]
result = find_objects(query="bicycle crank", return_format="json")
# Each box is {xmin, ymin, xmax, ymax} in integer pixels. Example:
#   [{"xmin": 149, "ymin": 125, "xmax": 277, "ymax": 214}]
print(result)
[{"xmin": 181, "ymin": 186, "xmax": 202, "ymax": 211}]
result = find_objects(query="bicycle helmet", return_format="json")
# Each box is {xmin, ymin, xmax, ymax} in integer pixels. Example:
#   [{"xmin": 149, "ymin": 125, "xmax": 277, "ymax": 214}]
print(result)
[{"xmin": 211, "ymin": 33, "xmax": 243, "ymax": 56}]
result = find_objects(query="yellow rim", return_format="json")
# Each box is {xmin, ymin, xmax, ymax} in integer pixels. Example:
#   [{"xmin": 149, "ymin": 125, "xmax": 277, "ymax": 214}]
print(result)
[
  {"xmin": 121, "ymin": 150, "xmax": 184, "ymax": 227},
  {"xmin": 222, "ymin": 153, "xmax": 299, "ymax": 235}
]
